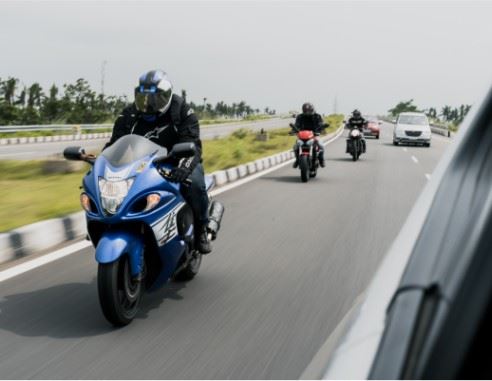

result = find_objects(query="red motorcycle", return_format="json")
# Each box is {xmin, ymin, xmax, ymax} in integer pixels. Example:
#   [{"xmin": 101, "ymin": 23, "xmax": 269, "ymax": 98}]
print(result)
[{"xmin": 290, "ymin": 125, "xmax": 321, "ymax": 182}]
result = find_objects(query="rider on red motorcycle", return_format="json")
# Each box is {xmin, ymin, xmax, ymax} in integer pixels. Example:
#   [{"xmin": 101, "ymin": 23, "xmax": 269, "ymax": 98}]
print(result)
[{"xmin": 292, "ymin": 103, "xmax": 326, "ymax": 168}]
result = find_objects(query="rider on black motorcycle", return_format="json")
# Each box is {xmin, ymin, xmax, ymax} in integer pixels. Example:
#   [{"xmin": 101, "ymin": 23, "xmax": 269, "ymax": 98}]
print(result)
[
  {"xmin": 292, "ymin": 102, "xmax": 326, "ymax": 168},
  {"xmin": 346, "ymin": 109, "xmax": 367, "ymax": 153},
  {"xmin": 103, "ymin": 69, "xmax": 211, "ymax": 254}
]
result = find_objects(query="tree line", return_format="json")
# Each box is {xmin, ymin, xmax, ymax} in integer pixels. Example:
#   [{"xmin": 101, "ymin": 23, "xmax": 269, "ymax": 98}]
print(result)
[
  {"xmin": 0, "ymin": 77, "xmax": 128, "ymax": 125},
  {"xmin": 388, "ymin": 99, "xmax": 472, "ymax": 125},
  {"xmin": 180, "ymin": 90, "xmax": 275, "ymax": 120},
  {"xmin": 0, "ymin": 77, "xmax": 275, "ymax": 125}
]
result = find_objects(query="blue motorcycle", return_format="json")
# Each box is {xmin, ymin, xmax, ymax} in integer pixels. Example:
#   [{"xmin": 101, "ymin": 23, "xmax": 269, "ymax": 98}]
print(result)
[{"xmin": 64, "ymin": 135, "xmax": 224, "ymax": 326}]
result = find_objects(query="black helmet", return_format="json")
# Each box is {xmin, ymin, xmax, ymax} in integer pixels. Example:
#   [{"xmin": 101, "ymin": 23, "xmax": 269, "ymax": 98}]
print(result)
[
  {"xmin": 134, "ymin": 70, "xmax": 173, "ymax": 115},
  {"xmin": 302, "ymin": 102, "xmax": 315, "ymax": 115},
  {"xmin": 353, "ymin": 109, "xmax": 361, "ymax": 118}
]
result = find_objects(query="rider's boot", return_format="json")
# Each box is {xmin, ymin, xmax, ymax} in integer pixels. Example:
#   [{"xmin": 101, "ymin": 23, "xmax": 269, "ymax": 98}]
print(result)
[
  {"xmin": 318, "ymin": 151, "xmax": 325, "ymax": 167},
  {"xmin": 196, "ymin": 224, "xmax": 212, "ymax": 254},
  {"xmin": 293, "ymin": 152, "xmax": 299, "ymax": 168}
]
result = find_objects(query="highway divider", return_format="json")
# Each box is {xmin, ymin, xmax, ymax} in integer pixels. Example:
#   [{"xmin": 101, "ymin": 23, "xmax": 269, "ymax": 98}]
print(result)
[
  {"xmin": 430, "ymin": 124, "xmax": 452, "ymax": 137},
  {"xmin": 0, "ymin": 124, "xmax": 344, "ymax": 266},
  {"xmin": 0, "ymin": 132, "xmax": 112, "ymax": 145}
]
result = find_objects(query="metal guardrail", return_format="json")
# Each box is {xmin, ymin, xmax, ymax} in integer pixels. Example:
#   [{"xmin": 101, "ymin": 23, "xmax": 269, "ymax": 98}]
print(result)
[
  {"xmin": 430, "ymin": 124, "xmax": 451, "ymax": 137},
  {"xmin": 0, "ymin": 124, "xmax": 112, "ymax": 133}
]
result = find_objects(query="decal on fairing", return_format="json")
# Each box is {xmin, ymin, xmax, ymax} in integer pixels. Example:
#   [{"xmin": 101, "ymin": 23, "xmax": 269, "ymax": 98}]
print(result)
[
  {"xmin": 151, "ymin": 202, "xmax": 185, "ymax": 246},
  {"xmin": 104, "ymin": 165, "xmax": 133, "ymax": 181},
  {"xmin": 136, "ymin": 161, "xmax": 147, "ymax": 173}
]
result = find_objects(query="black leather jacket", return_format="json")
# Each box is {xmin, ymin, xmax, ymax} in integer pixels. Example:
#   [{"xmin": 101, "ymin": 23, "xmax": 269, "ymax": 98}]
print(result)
[
  {"xmin": 347, "ymin": 116, "xmax": 367, "ymax": 131},
  {"xmin": 104, "ymin": 94, "xmax": 202, "ymax": 160},
  {"xmin": 294, "ymin": 113, "xmax": 325, "ymax": 134}
]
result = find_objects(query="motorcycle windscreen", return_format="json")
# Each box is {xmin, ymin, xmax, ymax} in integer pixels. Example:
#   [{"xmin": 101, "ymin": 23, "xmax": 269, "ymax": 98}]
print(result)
[{"xmin": 102, "ymin": 134, "xmax": 167, "ymax": 167}]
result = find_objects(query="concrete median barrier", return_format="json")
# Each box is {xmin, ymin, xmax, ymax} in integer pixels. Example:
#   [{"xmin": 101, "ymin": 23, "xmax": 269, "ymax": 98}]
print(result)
[
  {"xmin": 226, "ymin": 167, "xmax": 239, "ymax": 182},
  {"xmin": 254, "ymin": 159, "xmax": 264, "ymax": 172},
  {"xmin": 212, "ymin": 170, "xmax": 228, "ymax": 186},
  {"xmin": 246, "ymin": 162, "xmax": 257, "ymax": 175},
  {"xmin": 237, "ymin": 165, "xmax": 248, "ymax": 178}
]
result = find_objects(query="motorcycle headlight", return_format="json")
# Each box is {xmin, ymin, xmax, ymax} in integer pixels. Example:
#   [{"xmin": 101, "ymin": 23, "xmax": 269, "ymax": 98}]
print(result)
[{"xmin": 98, "ymin": 177, "xmax": 135, "ymax": 214}]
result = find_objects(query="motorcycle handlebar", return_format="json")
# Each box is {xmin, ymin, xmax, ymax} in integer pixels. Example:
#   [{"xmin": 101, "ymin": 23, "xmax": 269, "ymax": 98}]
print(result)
[{"xmin": 158, "ymin": 167, "xmax": 192, "ymax": 186}]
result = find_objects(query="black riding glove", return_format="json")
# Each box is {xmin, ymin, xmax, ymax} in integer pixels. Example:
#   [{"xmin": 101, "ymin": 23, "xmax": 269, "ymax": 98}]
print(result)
[{"xmin": 169, "ymin": 155, "xmax": 198, "ymax": 183}]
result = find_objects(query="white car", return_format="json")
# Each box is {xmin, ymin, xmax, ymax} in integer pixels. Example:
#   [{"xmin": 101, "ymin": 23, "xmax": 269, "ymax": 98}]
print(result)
[{"xmin": 393, "ymin": 112, "xmax": 431, "ymax": 147}]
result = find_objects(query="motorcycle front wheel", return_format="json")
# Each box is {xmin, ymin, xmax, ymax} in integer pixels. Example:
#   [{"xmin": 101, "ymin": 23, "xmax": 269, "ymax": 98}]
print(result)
[
  {"xmin": 352, "ymin": 142, "xmax": 359, "ymax": 161},
  {"xmin": 98, "ymin": 256, "xmax": 142, "ymax": 327},
  {"xmin": 299, "ymin": 155, "xmax": 309, "ymax": 182}
]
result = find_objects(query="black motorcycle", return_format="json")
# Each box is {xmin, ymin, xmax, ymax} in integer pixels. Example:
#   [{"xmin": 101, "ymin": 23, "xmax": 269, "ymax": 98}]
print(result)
[{"xmin": 346, "ymin": 128, "xmax": 366, "ymax": 161}]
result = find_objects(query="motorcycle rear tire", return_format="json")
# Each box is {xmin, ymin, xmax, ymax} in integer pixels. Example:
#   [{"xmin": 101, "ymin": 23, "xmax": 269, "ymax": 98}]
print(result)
[
  {"xmin": 98, "ymin": 256, "xmax": 142, "ymax": 327},
  {"xmin": 299, "ymin": 156, "xmax": 309, "ymax": 182}
]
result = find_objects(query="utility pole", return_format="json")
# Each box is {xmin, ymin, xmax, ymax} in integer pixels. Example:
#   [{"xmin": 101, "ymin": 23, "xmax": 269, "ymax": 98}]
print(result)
[{"xmin": 101, "ymin": 60, "xmax": 107, "ymax": 96}]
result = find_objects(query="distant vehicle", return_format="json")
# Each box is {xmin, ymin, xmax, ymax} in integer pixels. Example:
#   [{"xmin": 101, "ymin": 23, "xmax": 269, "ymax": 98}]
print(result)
[
  {"xmin": 393, "ymin": 112, "xmax": 431, "ymax": 147},
  {"xmin": 363, "ymin": 117, "xmax": 382, "ymax": 139}
]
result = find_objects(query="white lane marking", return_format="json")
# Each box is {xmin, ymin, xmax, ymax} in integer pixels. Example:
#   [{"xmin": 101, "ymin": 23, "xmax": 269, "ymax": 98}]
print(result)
[
  {"xmin": 1, "ymin": 126, "xmax": 346, "ymax": 281},
  {"xmin": 411, "ymin": 155, "xmax": 419, "ymax": 164},
  {"xmin": 425, "ymin": 173, "xmax": 431, "ymax": 180},
  {"xmin": 0, "ymin": 240, "xmax": 92, "ymax": 283},
  {"xmin": 403, "ymin": 147, "xmax": 408, "ymax": 152}
]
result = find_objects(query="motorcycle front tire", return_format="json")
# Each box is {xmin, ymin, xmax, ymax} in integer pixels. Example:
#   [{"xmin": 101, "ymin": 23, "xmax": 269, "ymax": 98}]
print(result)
[{"xmin": 98, "ymin": 256, "xmax": 142, "ymax": 327}]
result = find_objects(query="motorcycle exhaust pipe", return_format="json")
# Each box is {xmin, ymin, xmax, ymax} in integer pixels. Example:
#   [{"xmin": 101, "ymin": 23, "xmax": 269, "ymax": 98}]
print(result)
[{"xmin": 207, "ymin": 200, "xmax": 225, "ymax": 241}]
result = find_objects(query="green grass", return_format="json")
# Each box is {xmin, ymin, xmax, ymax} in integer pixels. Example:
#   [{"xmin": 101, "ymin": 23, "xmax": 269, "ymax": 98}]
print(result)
[
  {"xmin": 0, "ymin": 115, "xmax": 343, "ymax": 232},
  {"xmin": 199, "ymin": 119, "xmax": 243, "ymax": 126},
  {"xmin": 0, "ymin": 161, "xmax": 89, "ymax": 231},
  {"xmin": 202, "ymin": 127, "xmax": 292, "ymax": 172}
]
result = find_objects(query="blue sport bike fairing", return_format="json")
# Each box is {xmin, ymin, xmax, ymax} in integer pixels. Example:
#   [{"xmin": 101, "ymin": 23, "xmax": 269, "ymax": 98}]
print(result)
[{"xmin": 64, "ymin": 135, "xmax": 224, "ymax": 326}]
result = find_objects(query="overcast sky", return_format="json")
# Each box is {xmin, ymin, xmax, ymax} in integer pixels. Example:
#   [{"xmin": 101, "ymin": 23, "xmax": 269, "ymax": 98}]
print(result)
[{"xmin": 1, "ymin": 0, "xmax": 492, "ymax": 114}]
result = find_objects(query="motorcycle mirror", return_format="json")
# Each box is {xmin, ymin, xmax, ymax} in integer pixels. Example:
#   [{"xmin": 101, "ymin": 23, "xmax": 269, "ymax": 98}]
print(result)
[
  {"xmin": 170, "ymin": 142, "xmax": 196, "ymax": 158},
  {"xmin": 289, "ymin": 123, "xmax": 295, "ymax": 128},
  {"xmin": 63, "ymin": 146, "xmax": 85, "ymax": 161}
]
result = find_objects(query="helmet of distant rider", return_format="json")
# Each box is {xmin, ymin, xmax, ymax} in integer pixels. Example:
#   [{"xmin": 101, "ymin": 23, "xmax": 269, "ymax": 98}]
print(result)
[
  {"xmin": 134, "ymin": 70, "xmax": 173, "ymax": 116},
  {"xmin": 302, "ymin": 102, "xmax": 315, "ymax": 115},
  {"xmin": 353, "ymin": 109, "xmax": 361, "ymax": 118}
]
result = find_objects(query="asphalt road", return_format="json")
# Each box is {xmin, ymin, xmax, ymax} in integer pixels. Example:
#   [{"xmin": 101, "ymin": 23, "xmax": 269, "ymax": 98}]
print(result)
[
  {"xmin": 0, "ymin": 118, "xmax": 288, "ymax": 160},
  {"xmin": 0, "ymin": 124, "xmax": 451, "ymax": 379}
]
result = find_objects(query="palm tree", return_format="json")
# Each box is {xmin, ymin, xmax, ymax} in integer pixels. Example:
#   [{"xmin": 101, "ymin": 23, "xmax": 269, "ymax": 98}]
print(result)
[
  {"xmin": 2, "ymin": 77, "xmax": 18, "ymax": 105},
  {"xmin": 27, "ymin": 83, "xmax": 43, "ymax": 108}
]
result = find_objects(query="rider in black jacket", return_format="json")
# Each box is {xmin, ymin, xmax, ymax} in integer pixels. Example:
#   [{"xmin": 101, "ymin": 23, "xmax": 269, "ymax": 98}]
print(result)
[
  {"xmin": 346, "ymin": 109, "xmax": 367, "ymax": 153},
  {"xmin": 104, "ymin": 70, "xmax": 211, "ymax": 254},
  {"xmin": 292, "ymin": 102, "xmax": 326, "ymax": 168}
]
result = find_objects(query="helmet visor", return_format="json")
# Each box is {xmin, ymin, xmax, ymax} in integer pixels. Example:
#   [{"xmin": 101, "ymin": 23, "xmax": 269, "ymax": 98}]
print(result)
[{"xmin": 134, "ymin": 86, "xmax": 172, "ymax": 114}]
